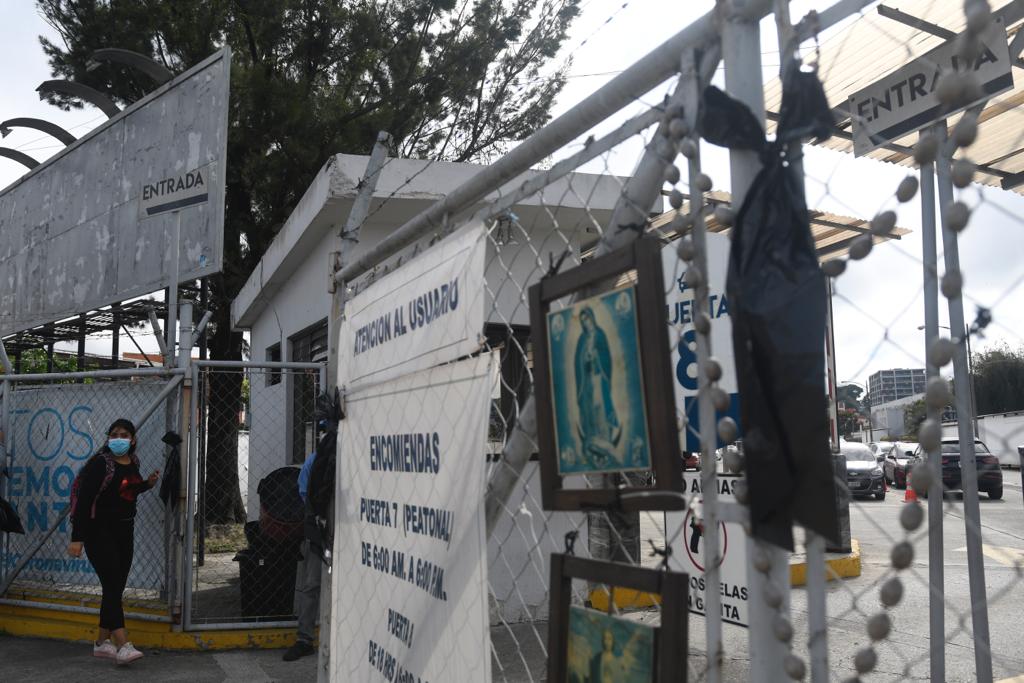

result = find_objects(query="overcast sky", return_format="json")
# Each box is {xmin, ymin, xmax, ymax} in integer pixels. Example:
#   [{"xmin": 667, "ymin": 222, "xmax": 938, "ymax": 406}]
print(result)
[{"xmin": 2, "ymin": 0, "xmax": 1023, "ymax": 390}]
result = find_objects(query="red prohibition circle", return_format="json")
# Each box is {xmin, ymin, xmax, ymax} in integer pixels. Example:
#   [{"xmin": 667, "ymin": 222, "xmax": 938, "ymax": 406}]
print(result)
[{"xmin": 682, "ymin": 507, "xmax": 728, "ymax": 573}]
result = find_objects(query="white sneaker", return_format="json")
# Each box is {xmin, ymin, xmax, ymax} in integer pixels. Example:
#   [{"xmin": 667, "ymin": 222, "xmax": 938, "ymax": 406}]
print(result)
[
  {"xmin": 93, "ymin": 639, "xmax": 117, "ymax": 659},
  {"xmin": 115, "ymin": 642, "xmax": 144, "ymax": 665}
]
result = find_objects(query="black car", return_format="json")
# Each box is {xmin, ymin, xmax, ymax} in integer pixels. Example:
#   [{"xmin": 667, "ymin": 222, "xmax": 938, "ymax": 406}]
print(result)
[
  {"xmin": 841, "ymin": 441, "xmax": 886, "ymax": 500},
  {"xmin": 912, "ymin": 438, "xmax": 1003, "ymax": 500}
]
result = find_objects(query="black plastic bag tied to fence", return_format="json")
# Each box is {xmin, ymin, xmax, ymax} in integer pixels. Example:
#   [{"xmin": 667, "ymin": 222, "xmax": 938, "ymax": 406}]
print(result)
[{"xmin": 701, "ymin": 66, "xmax": 840, "ymax": 551}]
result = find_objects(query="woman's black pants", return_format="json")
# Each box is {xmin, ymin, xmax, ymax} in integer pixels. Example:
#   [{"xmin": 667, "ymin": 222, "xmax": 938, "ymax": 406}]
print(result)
[{"xmin": 84, "ymin": 519, "xmax": 135, "ymax": 631}]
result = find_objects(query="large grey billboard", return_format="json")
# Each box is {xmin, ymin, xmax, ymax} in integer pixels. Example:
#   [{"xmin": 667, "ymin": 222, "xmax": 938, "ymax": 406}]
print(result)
[{"xmin": 0, "ymin": 49, "xmax": 230, "ymax": 337}]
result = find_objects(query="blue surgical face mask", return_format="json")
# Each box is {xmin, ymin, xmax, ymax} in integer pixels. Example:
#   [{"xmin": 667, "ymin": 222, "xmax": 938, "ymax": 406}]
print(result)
[{"xmin": 108, "ymin": 438, "xmax": 132, "ymax": 455}]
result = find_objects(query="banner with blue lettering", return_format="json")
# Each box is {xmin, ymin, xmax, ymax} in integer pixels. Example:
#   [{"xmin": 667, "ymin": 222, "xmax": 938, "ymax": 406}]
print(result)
[
  {"xmin": 663, "ymin": 233, "xmax": 741, "ymax": 452},
  {"xmin": 3, "ymin": 382, "xmax": 166, "ymax": 591},
  {"xmin": 340, "ymin": 225, "xmax": 487, "ymax": 390},
  {"xmin": 331, "ymin": 354, "xmax": 494, "ymax": 683}
]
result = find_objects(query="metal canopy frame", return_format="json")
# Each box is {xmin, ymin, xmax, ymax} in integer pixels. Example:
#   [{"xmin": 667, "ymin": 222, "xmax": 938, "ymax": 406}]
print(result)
[
  {"xmin": 764, "ymin": 0, "xmax": 1024, "ymax": 192},
  {"xmin": 0, "ymin": 294, "xmax": 194, "ymax": 356}
]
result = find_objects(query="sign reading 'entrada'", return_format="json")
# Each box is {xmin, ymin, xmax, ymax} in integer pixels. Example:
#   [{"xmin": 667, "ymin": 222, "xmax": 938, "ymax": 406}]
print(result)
[
  {"xmin": 850, "ymin": 18, "xmax": 1013, "ymax": 156},
  {"xmin": 139, "ymin": 162, "xmax": 213, "ymax": 217}
]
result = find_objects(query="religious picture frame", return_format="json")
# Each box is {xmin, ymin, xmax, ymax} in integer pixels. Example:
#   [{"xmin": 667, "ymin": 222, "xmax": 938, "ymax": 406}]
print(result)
[
  {"xmin": 547, "ymin": 553, "xmax": 689, "ymax": 683},
  {"xmin": 529, "ymin": 236, "xmax": 683, "ymax": 511}
]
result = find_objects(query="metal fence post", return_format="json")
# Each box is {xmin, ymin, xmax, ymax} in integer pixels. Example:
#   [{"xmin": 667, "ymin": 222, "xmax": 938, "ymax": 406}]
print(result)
[
  {"xmin": 182, "ymin": 362, "xmax": 201, "ymax": 629},
  {"xmin": 919, "ymin": 134, "xmax": 945, "ymax": 683},
  {"xmin": 935, "ymin": 125, "xmax": 992, "ymax": 683},
  {"xmin": 168, "ymin": 301, "xmax": 194, "ymax": 628},
  {"xmin": 678, "ymin": 48, "xmax": 725, "ymax": 683},
  {"xmin": 0, "ymin": 369, "xmax": 11, "ymax": 586},
  {"xmin": 320, "ymin": 131, "xmax": 391, "ymax": 683},
  {"xmin": 722, "ymin": 5, "xmax": 790, "ymax": 681}
]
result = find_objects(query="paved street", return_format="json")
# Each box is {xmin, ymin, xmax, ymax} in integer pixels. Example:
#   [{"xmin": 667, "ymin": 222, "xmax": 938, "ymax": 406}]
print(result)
[
  {"xmin": 5, "ymin": 475, "xmax": 1024, "ymax": 681},
  {"xmin": 679, "ymin": 474, "xmax": 1024, "ymax": 681}
]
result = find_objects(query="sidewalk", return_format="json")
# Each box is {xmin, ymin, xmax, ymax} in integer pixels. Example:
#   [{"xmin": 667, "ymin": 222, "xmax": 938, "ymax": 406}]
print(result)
[{"xmin": 0, "ymin": 635, "xmax": 318, "ymax": 682}]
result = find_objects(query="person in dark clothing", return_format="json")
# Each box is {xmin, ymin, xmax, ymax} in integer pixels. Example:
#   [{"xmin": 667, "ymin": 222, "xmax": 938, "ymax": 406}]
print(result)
[{"xmin": 67, "ymin": 419, "xmax": 159, "ymax": 666}]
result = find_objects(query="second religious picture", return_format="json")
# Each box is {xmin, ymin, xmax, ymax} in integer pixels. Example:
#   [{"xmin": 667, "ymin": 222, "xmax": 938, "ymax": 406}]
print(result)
[{"xmin": 546, "ymin": 286, "xmax": 651, "ymax": 475}]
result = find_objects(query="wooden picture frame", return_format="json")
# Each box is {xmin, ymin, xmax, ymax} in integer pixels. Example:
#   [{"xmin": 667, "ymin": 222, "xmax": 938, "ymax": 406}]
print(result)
[
  {"xmin": 547, "ymin": 553, "xmax": 689, "ymax": 683},
  {"xmin": 529, "ymin": 236, "xmax": 683, "ymax": 511}
]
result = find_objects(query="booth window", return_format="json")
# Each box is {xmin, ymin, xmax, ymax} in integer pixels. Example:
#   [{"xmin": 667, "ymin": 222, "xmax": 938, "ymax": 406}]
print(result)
[
  {"xmin": 266, "ymin": 343, "xmax": 281, "ymax": 386},
  {"xmin": 291, "ymin": 319, "xmax": 328, "ymax": 464}
]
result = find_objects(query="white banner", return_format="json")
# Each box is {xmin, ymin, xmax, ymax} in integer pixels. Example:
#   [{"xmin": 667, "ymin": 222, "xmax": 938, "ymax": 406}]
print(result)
[
  {"xmin": 666, "ymin": 473, "xmax": 748, "ymax": 627},
  {"xmin": 339, "ymin": 225, "xmax": 487, "ymax": 389},
  {"xmin": 662, "ymin": 233, "xmax": 740, "ymax": 452},
  {"xmin": 331, "ymin": 354, "xmax": 494, "ymax": 683},
  {"xmin": 3, "ymin": 382, "xmax": 166, "ymax": 590}
]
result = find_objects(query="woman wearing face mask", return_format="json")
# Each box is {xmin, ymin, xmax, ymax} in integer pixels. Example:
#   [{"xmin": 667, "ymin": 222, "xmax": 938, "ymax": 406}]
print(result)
[{"xmin": 67, "ymin": 419, "xmax": 159, "ymax": 665}]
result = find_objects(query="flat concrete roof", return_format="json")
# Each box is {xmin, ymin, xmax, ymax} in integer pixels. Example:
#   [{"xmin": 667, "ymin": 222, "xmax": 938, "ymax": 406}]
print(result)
[{"xmin": 231, "ymin": 154, "xmax": 628, "ymax": 329}]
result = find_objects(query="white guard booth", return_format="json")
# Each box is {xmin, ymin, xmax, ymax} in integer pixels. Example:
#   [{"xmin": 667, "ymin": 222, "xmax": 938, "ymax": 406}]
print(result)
[{"xmin": 230, "ymin": 153, "xmax": 628, "ymax": 624}]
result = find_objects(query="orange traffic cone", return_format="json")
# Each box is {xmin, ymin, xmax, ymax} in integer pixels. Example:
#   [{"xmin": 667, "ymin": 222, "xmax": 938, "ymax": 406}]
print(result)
[{"xmin": 903, "ymin": 481, "xmax": 918, "ymax": 503}]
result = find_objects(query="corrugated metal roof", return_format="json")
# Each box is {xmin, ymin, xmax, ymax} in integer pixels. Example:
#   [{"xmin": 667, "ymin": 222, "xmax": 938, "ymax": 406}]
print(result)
[
  {"xmin": 649, "ymin": 190, "xmax": 909, "ymax": 259},
  {"xmin": 764, "ymin": 1, "xmax": 1024, "ymax": 191}
]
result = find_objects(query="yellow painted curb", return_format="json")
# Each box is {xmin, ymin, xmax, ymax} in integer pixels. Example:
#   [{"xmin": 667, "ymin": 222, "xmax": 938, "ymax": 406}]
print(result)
[
  {"xmin": 790, "ymin": 539, "xmax": 861, "ymax": 587},
  {"xmin": 588, "ymin": 586, "xmax": 661, "ymax": 611},
  {"xmin": 586, "ymin": 539, "xmax": 862, "ymax": 608},
  {"xmin": 0, "ymin": 602, "xmax": 300, "ymax": 651}
]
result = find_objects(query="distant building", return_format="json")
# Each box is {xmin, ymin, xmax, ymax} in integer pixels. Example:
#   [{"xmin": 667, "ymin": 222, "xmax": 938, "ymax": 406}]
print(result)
[
  {"xmin": 868, "ymin": 368, "xmax": 926, "ymax": 408},
  {"xmin": 869, "ymin": 392, "xmax": 957, "ymax": 440}
]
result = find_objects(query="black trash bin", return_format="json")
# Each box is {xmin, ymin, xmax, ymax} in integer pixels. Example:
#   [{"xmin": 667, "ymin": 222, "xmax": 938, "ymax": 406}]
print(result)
[
  {"xmin": 234, "ymin": 543, "xmax": 301, "ymax": 618},
  {"xmin": 234, "ymin": 467, "xmax": 305, "ymax": 619}
]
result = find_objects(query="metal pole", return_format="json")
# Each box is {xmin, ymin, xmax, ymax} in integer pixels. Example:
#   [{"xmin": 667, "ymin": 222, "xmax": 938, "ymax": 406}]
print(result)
[
  {"xmin": 805, "ymin": 531, "xmax": 828, "ymax": 682},
  {"xmin": 919, "ymin": 145, "xmax": 944, "ymax": 683},
  {"xmin": 966, "ymin": 326, "xmax": 979, "ymax": 436},
  {"xmin": 320, "ymin": 131, "xmax": 391, "ymax": 683},
  {"xmin": 722, "ymin": 6, "xmax": 790, "ymax": 681},
  {"xmin": 936, "ymin": 125, "xmax": 992, "ymax": 683},
  {"xmin": 166, "ymin": 301, "xmax": 193, "ymax": 628},
  {"xmin": 111, "ymin": 302, "xmax": 121, "ymax": 368},
  {"xmin": 0, "ymin": 374, "xmax": 10, "ymax": 586},
  {"xmin": 166, "ymin": 211, "xmax": 181, "ymax": 368},
  {"xmin": 182, "ymin": 362, "xmax": 200, "ymax": 628},
  {"xmin": 680, "ymin": 49, "xmax": 723, "ymax": 683}
]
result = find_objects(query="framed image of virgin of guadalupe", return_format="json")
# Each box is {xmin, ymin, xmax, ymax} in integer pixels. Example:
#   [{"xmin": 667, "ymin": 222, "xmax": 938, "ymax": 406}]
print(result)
[
  {"xmin": 529, "ymin": 236, "xmax": 683, "ymax": 511},
  {"xmin": 547, "ymin": 553, "xmax": 689, "ymax": 683}
]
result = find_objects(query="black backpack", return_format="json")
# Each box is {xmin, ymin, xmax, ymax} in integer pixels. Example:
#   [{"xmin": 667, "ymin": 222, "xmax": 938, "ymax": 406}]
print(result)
[
  {"xmin": 304, "ymin": 389, "xmax": 341, "ymax": 556},
  {"xmin": 307, "ymin": 427, "xmax": 336, "ymax": 521}
]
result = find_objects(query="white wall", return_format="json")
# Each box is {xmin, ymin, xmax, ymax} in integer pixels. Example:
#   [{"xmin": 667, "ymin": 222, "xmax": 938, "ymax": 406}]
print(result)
[
  {"xmin": 246, "ymin": 380, "xmax": 289, "ymax": 521},
  {"xmin": 979, "ymin": 413, "xmax": 1024, "ymax": 466},
  {"xmin": 487, "ymin": 462, "xmax": 589, "ymax": 625}
]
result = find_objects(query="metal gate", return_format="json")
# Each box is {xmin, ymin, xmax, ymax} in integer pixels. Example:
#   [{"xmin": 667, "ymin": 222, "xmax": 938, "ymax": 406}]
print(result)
[{"xmin": 183, "ymin": 360, "xmax": 324, "ymax": 629}]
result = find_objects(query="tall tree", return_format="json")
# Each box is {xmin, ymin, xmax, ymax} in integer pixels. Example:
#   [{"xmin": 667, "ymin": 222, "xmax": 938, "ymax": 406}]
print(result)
[
  {"xmin": 837, "ymin": 383, "xmax": 866, "ymax": 416},
  {"xmin": 38, "ymin": 0, "xmax": 580, "ymax": 523},
  {"xmin": 971, "ymin": 344, "xmax": 1024, "ymax": 416}
]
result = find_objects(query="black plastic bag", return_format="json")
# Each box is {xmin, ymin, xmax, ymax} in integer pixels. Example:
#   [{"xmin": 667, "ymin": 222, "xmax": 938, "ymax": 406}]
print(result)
[
  {"xmin": 700, "ymin": 66, "xmax": 840, "ymax": 550},
  {"xmin": 0, "ymin": 496, "xmax": 25, "ymax": 534},
  {"xmin": 160, "ymin": 431, "xmax": 182, "ymax": 509}
]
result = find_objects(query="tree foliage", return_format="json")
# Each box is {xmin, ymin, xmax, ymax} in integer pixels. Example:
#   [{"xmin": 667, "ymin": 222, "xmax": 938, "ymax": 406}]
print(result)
[
  {"xmin": 837, "ymin": 383, "xmax": 866, "ymax": 415},
  {"xmin": 903, "ymin": 399, "xmax": 927, "ymax": 439},
  {"xmin": 971, "ymin": 344, "xmax": 1024, "ymax": 415},
  {"xmin": 837, "ymin": 407, "xmax": 861, "ymax": 437},
  {"xmin": 37, "ymin": 0, "xmax": 579, "ymax": 522}
]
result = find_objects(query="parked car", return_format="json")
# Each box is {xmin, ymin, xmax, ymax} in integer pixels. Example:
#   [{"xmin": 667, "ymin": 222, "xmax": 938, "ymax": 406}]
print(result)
[
  {"xmin": 912, "ymin": 438, "xmax": 1003, "ymax": 499},
  {"xmin": 841, "ymin": 440, "xmax": 886, "ymax": 500},
  {"xmin": 882, "ymin": 441, "xmax": 918, "ymax": 489}
]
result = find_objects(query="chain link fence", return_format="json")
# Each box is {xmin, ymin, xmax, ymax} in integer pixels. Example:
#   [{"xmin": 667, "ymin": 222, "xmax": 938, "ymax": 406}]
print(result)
[
  {"xmin": 184, "ymin": 363, "xmax": 322, "ymax": 627},
  {"xmin": 321, "ymin": 2, "xmax": 1024, "ymax": 682},
  {"xmin": 0, "ymin": 370, "xmax": 182, "ymax": 615}
]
